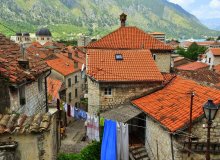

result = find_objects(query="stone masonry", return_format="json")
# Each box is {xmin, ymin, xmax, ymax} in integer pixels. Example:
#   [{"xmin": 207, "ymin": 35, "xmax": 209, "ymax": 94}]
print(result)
[{"xmin": 154, "ymin": 53, "xmax": 171, "ymax": 73}]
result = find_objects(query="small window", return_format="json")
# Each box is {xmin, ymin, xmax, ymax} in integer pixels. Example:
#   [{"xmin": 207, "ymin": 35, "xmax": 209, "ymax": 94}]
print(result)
[
  {"xmin": 38, "ymin": 77, "xmax": 43, "ymax": 92},
  {"xmin": 75, "ymin": 88, "xmax": 78, "ymax": 97},
  {"xmin": 47, "ymin": 37, "xmax": 50, "ymax": 40},
  {"xmin": 75, "ymin": 75, "xmax": 78, "ymax": 83},
  {"xmin": 41, "ymin": 37, "xmax": 44, "ymax": 40},
  {"xmin": 104, "ymin": 88, "xmax": 112, "ymax": 95},
  {"xmin": 153, "ymin": 54, "xmax": 157, "ymax": 60},
  {"xmin": 68, "ymin": 92, "xmax": 72, "ymax": 103},
  {"xmin": 115, "ymin": 54, "xmax": 123, "ymax": 60},
  {"xmin": 209, "ymin": 58, "xmax": 211, "ymax": 63},
  {"xmin": 68, "ymin": 78, "xmax": 71, "ymax": 87},
  {"xmin": 19, "ymin": 86, "xmax": 26, "ymax": 105},
  {"xmin": 75, "ymin": 102, "xmax": 78, "ymax": 108}
]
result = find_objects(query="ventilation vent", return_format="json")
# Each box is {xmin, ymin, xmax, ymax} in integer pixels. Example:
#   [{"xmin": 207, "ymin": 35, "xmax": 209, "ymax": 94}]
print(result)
[{"xmin": 115, "ymin": 54, "xmax": 123, "ymax": 60}]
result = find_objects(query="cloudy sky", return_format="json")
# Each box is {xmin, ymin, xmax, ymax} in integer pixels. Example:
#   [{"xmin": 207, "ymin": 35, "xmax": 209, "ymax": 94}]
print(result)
[{"xmin": 168, "ymin": 0, "xmax": 220, "ymax": 19}]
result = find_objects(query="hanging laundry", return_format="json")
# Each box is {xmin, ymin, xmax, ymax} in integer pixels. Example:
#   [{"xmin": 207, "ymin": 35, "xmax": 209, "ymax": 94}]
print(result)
[
  {"xmin": 117, "ymin": 122, "xmax": 129, "ymax": 160},
  {"xmin": 94, "ymin": 116, "xmax": 100, "ymax": 141},
  {"xmin": 74, "ymin": 107, "xmax": 80, "ymax": 119},
  {"xmin": 101, "ymin": 120, "xmax": 117, "ymax": 160},
  {"xmin": 70, "ymin": 106, "xmax": 75, "ymax": 117},
  {"xmin": 64, "ymin": 103, "xmax": 67, "ymax": 112},
  {"xmin": 100, "ymin": 117, "xmax": 105, "ymax": 127},
  {"xmin": 86, "ymin": 114, "xmax": 92, "ymax": 140},
  {"xmin": 78, "ymin": 109, "xmax": 87, "ymax": 120},
  {"xmin": 67, "ymin": 105, "xmax": 71, "ymax": 117}
]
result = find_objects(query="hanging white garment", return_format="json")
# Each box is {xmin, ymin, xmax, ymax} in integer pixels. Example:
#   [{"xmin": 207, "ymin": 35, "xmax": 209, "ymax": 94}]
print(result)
[
  {"xmin": 70, "ymin": 106, "xmax": 75, "ymax": 117},
  {"xmin": 64, "ymin": 103, "xmax": 68, "ymax": 112},
  {"xmin": 117, "ymin": 122, "xmax": 129, "ymax": 160},
  {"xmin": 86, "ymin": 114, "xmax": 93, "ymax": 140},
  {"xmin": 94, "ymin": 116, "xmax": 100, "ymax": 141}
]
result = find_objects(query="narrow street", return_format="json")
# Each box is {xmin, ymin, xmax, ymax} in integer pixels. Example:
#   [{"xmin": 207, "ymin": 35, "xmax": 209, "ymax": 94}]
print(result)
[{"xmin": 59, "ymin": 119, "xmax": 89, "ymax": 154}]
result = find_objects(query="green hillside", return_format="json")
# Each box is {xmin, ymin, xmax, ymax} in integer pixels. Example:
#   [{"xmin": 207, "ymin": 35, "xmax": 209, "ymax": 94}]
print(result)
[{"xmin": 0, "ymin": 0, "xmax": 219, "ymax": 40}]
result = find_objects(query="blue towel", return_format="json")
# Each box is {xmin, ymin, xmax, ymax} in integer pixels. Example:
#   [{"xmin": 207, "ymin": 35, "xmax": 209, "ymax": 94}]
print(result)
[
  {"xmin": 79, "ymin": 109, "xmax": 87, "ymax": 120},
  {"xmin": 74, "ymin": 108, "xmax": 80, "ymax": 119},
  {"xmin": 101, "ymin": 120, "xmax": 117, "ymax": 160}
]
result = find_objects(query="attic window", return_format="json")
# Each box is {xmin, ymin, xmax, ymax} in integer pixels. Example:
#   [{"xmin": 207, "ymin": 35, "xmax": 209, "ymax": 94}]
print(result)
[{"xmin": 115, "ymin": 54, "xmax": 123, "ymax": 60}]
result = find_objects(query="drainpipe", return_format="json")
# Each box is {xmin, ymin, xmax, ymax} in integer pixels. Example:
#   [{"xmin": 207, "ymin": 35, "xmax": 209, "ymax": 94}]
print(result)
[
  {"xmin": 45, "ymin": 70, "xmax": 51, "ymax": 112},
  {"xmin": 170, "ymin": 134, "xmax": 175, "ymax": 160}
]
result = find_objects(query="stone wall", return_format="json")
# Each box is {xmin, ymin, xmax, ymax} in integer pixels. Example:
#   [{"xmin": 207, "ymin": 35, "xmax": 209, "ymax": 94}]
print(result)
[
  {"xmin": 88, "ymin": 78, "xmax": 161, "ymax": 114},
  {"xmin": 154, "ymin": 53, "xmax": 171, "ymax": 73},
  {"xmin": 214, "ymin": 56, "xmax": 220, "ymax": 66},
  {"xmin": 145, "ymin": 116, "xmax": 174, "ymax": 160},
  {"xmin": 9, "ymin": 73, "xmax": 47, "ymax": 116},
  {"xmin": 88, "ymin": 78, "xmax": 100, "ymax": 114}
]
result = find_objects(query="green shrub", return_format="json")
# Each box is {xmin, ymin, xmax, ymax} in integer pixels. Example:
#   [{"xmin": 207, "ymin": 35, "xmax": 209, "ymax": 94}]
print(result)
[{"xmin": 57, "ymin": 153, "xmax": 81, "ymax": 160}]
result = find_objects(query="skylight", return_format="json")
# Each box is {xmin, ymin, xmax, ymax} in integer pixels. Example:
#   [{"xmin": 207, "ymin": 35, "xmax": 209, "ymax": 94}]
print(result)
[{"xmin": 115, "ymin": 54, "xmax": 123, "ymax": 60}]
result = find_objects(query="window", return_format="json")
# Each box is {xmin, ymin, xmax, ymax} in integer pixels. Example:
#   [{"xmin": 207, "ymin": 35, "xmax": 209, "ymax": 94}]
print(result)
[
  {"xmin": 38, "ymin": 77, "xmax": 43, "ymax": 92},
  {"xmin": 209, "ymin": 58, "xmax": 211, "ymax": 63},
  {"xmin": 68, "ymin": 78, "xmax": 71, "ymax": 87},
  {"xmin": 41, "ymin": 37, "xmax": 44, "ymax": 40},
  {"xmin": 68, "ymin": 92, "xmax": 72, "ymax": 103},
  {"xmin": 115, "ymin": 54, "xmax": 123, "ymax": 60},
  {"xmin": 47, "ymin": 37, "xmax": 50, "ymax": 40},
  {"xmin": 75, "ymin": 88, "xmax": 78, "ymax": 97},
  {"xmin": 19, "ymin": 86, "xmax": 26, "ymax": 105},
  {"xmin": 75, "ymin": 75, "xmax": 78, "ymax": 83},
  {"xmin": 104, "ymin": 88, "xmax": 112, "ymax": 95},
  {"xmin": 75, "ymin": 102, "xmax": 78, "ymax": 107},
  {"xmin": 153, "ymin": 54, "xmax": 157, "ymax": 60}
]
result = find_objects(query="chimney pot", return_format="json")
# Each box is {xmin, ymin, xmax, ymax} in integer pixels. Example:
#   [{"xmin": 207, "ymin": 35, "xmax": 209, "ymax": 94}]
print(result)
[{"xmin": 120, "ymin": 13, "xmax": 127, "ymax": 27}]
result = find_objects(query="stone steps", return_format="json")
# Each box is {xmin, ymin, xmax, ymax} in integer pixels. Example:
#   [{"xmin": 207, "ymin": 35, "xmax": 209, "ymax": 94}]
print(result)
[{"xmin": 130, "ymin": 146, "xmax": 150, "ymax": 160}]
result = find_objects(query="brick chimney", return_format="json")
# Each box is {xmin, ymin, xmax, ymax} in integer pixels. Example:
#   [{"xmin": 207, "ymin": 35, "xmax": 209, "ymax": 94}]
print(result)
[{"xmin": 120, "ymin": 13, "xmax": 127, "ymax": 27}]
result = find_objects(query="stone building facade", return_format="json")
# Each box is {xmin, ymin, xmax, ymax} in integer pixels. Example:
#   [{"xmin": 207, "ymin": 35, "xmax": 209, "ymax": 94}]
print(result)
[
  {"xmin": 8, "ymin": 73, "xmax": 49, "ymax": 116},
  {"xmin": 153, "ymin": 52, "xmax": 171, "ymax": 73},
  {"xmin": 88, "ymin": 77, "xmax": 162, "ymax": 114}
]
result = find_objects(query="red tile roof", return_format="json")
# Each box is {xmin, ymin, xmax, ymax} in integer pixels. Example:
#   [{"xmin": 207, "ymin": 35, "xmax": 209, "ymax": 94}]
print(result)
[
  {"xmin": 210, "ymin": 48, "xmax": 220, "ymax": 56},
  {"xmin": 214, "ymin": 64, "xmax": 220, "ymax": 74},
  {"xmin": 46, "ymin": 54, "xmax": 82, "ymax": 76},
  {"xmin": 0, "ymin": 34, "xmax": 50, "ymax": 84},
  {"xmin": 87, "ymin": 27, "xmax": 173, "ymax": 51},
  {"xmin": 87, "ymin": 49, "xmax": 164, "ymax": 82},
  {"xmin": 132, "ymin": 76, "xmax": 220, "ymax": 132},
  {"xmin": 176, "ymin": 62, "xmax": 208, "ymax": 71},
  {"xmin": 47, "ymin": 78, "xmax": 62, "ymax": 101},
  {"xmin": 174, "ymin": 57, "xmax": 185, "ymax": 62}
]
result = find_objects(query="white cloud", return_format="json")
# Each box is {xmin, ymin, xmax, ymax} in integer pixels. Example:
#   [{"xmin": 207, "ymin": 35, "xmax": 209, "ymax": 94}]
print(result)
[
  {"xmin": 210, "ymin": 0, "xmax": 220, "ymax": 9},
  {"xmin": 192, "ymin": 4, "xmax": 220, "ymax": 19}
]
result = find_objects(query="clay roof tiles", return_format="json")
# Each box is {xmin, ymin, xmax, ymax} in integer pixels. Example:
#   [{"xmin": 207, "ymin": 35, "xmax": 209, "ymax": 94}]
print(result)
[
  {"xmin": 47, "ymin": 77, "xmax": 62, "ymax": 101},
  {"xmin": 0, "ymin": 34, "xmax": 50, "ymax": 84},
  {"xmin": 132, "ymin": 76, "xmax": 220, "ymax": 132},
  {"xmin": 210, "ymin": 48, "xmax": 220, "ymax": 56},
  {"xmin": 176, "ymin": 62, "xmax": 209, "ymax": 71},
  {"xmin": 0, "ymin": 113, "xmax": 52, "ymax": 134},
  {"xmin": 87, "ymin": 27, "xmax": 173, "ymax": 51},
  {"xmin": 87, "ymin": 49, "xmax": 164, "ymax": 82}
]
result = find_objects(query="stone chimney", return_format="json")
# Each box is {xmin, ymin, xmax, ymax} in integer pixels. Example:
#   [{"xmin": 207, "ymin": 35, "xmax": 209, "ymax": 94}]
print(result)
[
  {"xmin": 120, "ymin": 13, "xmax": 127, "ymax": 27},
  {"xmin": 68, "ymin": 52, "xmax": 72, "ymax": 59}
]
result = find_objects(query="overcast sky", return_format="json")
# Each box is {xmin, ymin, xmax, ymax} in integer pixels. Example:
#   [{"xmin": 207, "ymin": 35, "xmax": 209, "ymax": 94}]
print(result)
[{"xmin": 168, "ymin": 0, "xmax": 220, "ymax": 19}]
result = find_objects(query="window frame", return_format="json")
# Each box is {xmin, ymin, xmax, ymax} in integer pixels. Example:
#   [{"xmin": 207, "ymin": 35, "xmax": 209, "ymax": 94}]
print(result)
[
  {"xmin": 75, "ymin": 88, "xmax": 78, "ymax": 98},
  {"xmin": 19, "ymin": 85, "xmax": 26, "ymax": 105},
  {"xmin": 68, "ymin": 92, "xmax": 72, "ymax": 103},
  {"xmin": 68, "ymin": 78, "xmax": 71, "ymax": 87},
  {"xmin": 75, "ymin": 75, "xmax": 78, "ymax": 84},
  {"xmin": 104, "ymin": 88, "xmax": 112, "ymax": 96},
  {"xmin": 153, "ymin": 54, "xmax": 157, "ymax": 60}
]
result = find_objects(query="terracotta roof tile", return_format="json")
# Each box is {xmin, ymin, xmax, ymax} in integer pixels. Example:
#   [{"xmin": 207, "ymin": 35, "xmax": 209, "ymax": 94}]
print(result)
[
  {"xmin": 0, "ymin": 34, "xmax": 50, "ymax": 84},
  {"xmin": 46, "ymin": 54, "xmax": 82, "ymax": 76},
  {"xmin": 0, "ymin": 113, "xmax": 51, "ymax": 134},
  {"xmin": 132, "ymin": 76, "xmax": 220, "ymax": 132},
  {"xmin": 87, "ymin": 49, "xmax": 164, "ymax": 82},
  {"xmin": 210, "ymin": 48, "xmax": 220, "ymax": 56},
  {"xmin": 176, "ymin": 62, "xmax": 208, "ymax": 71},
  {"xmin": 87, "ymin": 27, "xmax": 173, "ymax": 51}
]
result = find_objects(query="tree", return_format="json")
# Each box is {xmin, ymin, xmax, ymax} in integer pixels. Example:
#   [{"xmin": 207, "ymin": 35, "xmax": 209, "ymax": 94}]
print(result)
[
  {"xmin": 176, "ymin": 42, "xmax": 207, "ymax": 61},
  {"xmin": 217, "ymin": 36, "xmax": 220, "ymax": 40}
]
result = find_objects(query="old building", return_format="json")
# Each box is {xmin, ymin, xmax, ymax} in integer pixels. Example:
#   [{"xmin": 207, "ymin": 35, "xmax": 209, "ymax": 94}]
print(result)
[
  {"xmin": 86, "ymin": 13, "xmax": 173, "ymax": 114},
  {"xmin": 77, "ymin": 35, "xmax": 91, "ymax": 47},
  {"xmin": 0, "ymin": 112, "xmax": 60, "ymax": 160},
  {"xmin": 0, "ymin": 33, "xmax": 50, "ymax": 115},
  {"xmin": 10, "ymin": 32, "xmax": 31, "ymax": 45},
  {"xmin": 149, "ymin": 32, "xmax": 166, "ymax": 42},
  {"xmin": 46, "ymin": 53, "xmax": 86, "ymax": 107},
  {"xmin": 36, "ymin": 28, "xmax": 52, "ymax": 45},
  {"xmin": 176, "ymin": 61, "xmax": 209, "ymax": 71},
  {"xmin": 205, "ymin": 48, "xmax": 220, "ymax": 68},
  {"xmin": 132, "ymin": 76, "xmax": 220, "ymax": 160}
]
